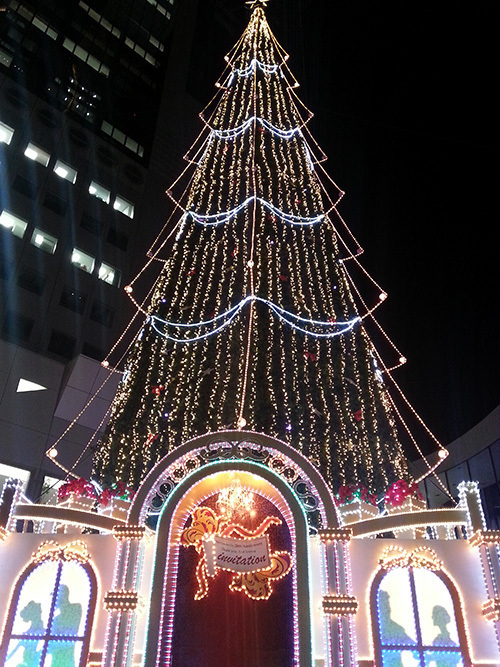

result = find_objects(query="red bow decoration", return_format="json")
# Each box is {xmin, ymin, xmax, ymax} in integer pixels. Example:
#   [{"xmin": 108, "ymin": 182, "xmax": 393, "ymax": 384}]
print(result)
[
  {"xmin": 151, "ymin": 384, "xmax": 164, "ymax": 396},
  {"xmin": 279, "ymin": 274, "xmax": 288, "ymax": 282},
  {"xmin": 353, "ymin": 409, "xmax": 363, "ymax": 422},
  {"xmin": 328, "ymin": 317, "xmax": 336, "ymax": 324},
  {"xmin": 304, "ymin": 350, "xmax": 317, "ymax": 362},
  {"xmin": 186, "ymin": 269, "xmax": 196, "ymax": 276}
]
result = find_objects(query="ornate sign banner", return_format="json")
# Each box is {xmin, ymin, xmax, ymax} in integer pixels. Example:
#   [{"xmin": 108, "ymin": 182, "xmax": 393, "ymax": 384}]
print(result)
[
  {"xmin": 181, "ymin": 506, "xmax": 292, "ymax": 600},
  {"xmin": 203, "ymin": 535, "xmax": 270, "ymax": 576}
]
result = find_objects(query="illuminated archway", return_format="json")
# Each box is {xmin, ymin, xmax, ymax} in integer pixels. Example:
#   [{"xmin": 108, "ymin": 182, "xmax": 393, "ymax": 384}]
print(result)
[
  {"xmin": 130, "ymin": 430, "xmax": 338, "ymax": 529},
  {"xmin": 133, "ymin": 431, "xmax": 339, "ymax": 667},
  {"xmin": 146, "ymin": 461, "xmax": 310, "ymax": 666}
]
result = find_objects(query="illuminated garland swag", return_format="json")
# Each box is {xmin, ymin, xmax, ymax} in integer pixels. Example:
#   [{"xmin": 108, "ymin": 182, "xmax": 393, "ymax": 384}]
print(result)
[{"xmin": 92, "ymin": 6, "xmax": 411, "ymax": 494}]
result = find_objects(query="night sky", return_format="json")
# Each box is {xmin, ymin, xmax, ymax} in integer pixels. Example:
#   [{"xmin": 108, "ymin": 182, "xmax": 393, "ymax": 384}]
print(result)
[
  {"xmin": 266, "ymin": 1, "xmax": 500, "ymax": 447},
  {"xmin": 183, "ymin": 0, "xmax": 500, "ymax": 449}
]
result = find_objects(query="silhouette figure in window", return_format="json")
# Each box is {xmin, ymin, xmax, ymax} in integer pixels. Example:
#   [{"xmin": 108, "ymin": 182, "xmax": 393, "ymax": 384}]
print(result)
[
  {"xmin": 49, "ymin": 584, "xmax": 82, "ymax": 666},
  {"xmin": 378, "ymin": 590, "xmax": 416, "ymax": 667},
  {"xmin": 427, "ymin": 605, "xmax": 462, "ymax": 667},
  {"xmin": 7, "ymin": 600, "xmax": 44, "ymax": 666},
  {"xmin": 379, "ymin": 590, "xmax": 415, "ymax": 644}
]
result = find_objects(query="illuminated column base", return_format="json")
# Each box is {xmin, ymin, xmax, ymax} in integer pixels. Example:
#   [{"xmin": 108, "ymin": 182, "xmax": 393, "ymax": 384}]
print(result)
[
  {"xmin": 322, "ymin": 594, "xmax": 358, "ymax": 616},
  {"xmin": 103, "ymin": 590, "xmax": 140, "ymax": 612},
  {"xmin": 102, "ymin": 526, "xmax": 148, "ymax": 667},
  {"xmin": 483, "ymin": 597, "xmax": 500, "ymax": 622}
]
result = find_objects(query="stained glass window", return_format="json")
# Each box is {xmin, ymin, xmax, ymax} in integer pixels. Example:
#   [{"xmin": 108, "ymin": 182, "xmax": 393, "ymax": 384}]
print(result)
[
  {"xmin": 372, "ymin": 567, "xmax": 470, "ymax": 667},
  {"xmin": 0, "ymin": 557, "xmax": 96, "ymax": 667}
]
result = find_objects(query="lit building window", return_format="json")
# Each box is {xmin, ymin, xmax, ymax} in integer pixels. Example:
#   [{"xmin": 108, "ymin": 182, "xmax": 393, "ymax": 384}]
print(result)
[
  {"xmin": 0, "ymin": 463, "xmax": 29, "ymax": 493},
  {"xmin": 24, "ymin": 142, "xmax": 50, "ymax": 167},
  {"xmin": 0, "ymin": 121, "xmax": 14, "ymax": 145},
  {"xmin": 124, "ymin": 37, "xmax": 158, "ymax": 66},
  {"xmin": 98, "ymin": 262, "xmax": 121, "ymax": 287},
  {"xmin": 31, "ymin": 228, "xmax": 58, "ymax": 254},
  {"xmin": 54, "ymin": 160, "xmax": 77, "ymax": 184},
  {"xmin": 32, "ymin": 16, "xmax": 58, "ymax": 40},
  {"xmin": 63, "ymin": 37, "xmax": 110, "ymax": 78},
  {"xmin": 125, "ymin": 137, "xmax": 139, "ymax": 153},
  {"xmin": 100, "ymin": 121, "xmax": 144, "ymax": 157},
  {"xmin": 149, "ymin": 35, "xmax": 164, "ymax": 52},
  {"xmin": 0, "ymin": 47, "xmax": 13, "ymax": 68},
  {"xmin": 12, "ymin": 4, "xmax": 59, "ymax": 40},
  {"xmin": 0, "ymin": 210, "xmax": 28, "ymax": 238},
  {"xmin": 101, "ymin": 121, "xmax": 113, "ymax": 136},
  {"xmin": 40, "ymin": 475, "xmax": 64, "ymax": 504},
  {"xmin": 113, "ymin": 195, "xmax": 134, "ymax": 218},
  {"xmin": 79, "ymin": 1, "xmax": 121, "ymax": 38},
  {"xmin": 71, "ymin": 248, "xmax": 95, "ymax": 273},
  {"xmin": 15, "ymin": 4, "xmax": 34, "ymax": 21},
  {"xmin": 88, "ymin": 180, "xmax": 110, "ymax": 204},
  {"xmin": 146, "ymin": 0, "xmax": 171, "ymax": 17}
]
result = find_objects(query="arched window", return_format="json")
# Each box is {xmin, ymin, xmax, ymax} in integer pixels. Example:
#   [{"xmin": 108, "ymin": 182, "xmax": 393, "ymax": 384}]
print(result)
[
  {"xmin": 0, "ymin": 541, "xmax": 97, "ymax": 667},
  {"xmin": 371, "ymin": 549, "xmax": 471, "ymax": 667}
]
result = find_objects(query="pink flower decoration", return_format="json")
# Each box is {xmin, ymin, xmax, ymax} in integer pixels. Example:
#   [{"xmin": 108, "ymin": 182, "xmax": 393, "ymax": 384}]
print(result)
[
  {"xmin": 384, "ymin": 480, "xmax": 423, "ymax": 507},
  {"xmin": 57, "ymin": 477, "xmax": 96, "ymax": 501}
]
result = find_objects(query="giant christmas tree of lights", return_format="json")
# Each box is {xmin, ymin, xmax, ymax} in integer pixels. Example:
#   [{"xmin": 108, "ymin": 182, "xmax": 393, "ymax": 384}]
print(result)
[{"xmin": 92, "ymin": 1, "xmax": 445, "ymax": 494}]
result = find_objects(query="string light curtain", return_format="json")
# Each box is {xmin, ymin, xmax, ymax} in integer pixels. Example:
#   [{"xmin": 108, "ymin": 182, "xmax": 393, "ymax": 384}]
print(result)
[{"xmin": 92, "ymin": 4, "xmax": 411, "ymax": 494}]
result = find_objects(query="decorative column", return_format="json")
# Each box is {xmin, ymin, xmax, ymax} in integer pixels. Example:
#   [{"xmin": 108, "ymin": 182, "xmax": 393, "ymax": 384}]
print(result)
[
  {"xmin": 318, "ymin": 527, "xmax": 357, "ymax": 667},
  {"xmin": 459, "ymin": 481, "xmax": 500, "ymax": 651},
  {"xmin": 469, "ymin": 530, "xmax": 500, "ymax": 647},
  {"xmin": 102, "ymin": 524, "xmax": 149, "ymax": 667}
]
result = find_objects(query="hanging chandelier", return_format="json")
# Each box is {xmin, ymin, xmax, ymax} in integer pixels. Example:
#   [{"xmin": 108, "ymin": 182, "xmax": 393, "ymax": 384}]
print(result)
[{"xmin": 216, "ymin": 479, "xmax": 255, "ymax": 519}]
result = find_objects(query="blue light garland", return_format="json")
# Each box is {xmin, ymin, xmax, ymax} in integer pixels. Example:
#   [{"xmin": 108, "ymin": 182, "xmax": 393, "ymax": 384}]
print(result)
[
  {"xmin": 149, "ymin": 296, "xmax": 360, "ymax": 343},
  {"xmin": 212, "ymin": 116, "xmax": 301, "ymax": 140},
  {"xmin": 187, "ymin": 196, "xmax": 324, "ymax": 227},
  {"xmin": 227, "ymin": 58, "xmax": 280, "ymax": 87},
  {"xmin": 198, "ymin": 120, "xmax": 316, "ymax": 172}
]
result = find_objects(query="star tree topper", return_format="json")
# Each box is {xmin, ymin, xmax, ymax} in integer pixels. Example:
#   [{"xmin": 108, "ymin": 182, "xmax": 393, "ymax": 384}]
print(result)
[{"xmin": 245, "ymin": 0, "xmax": 269, "ymax": 9}]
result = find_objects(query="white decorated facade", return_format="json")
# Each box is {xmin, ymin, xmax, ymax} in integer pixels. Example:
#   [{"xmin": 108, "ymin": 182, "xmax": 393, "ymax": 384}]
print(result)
[{"xmin": 0, "ymin": 430, "xmax": 499, "ymax": 667}]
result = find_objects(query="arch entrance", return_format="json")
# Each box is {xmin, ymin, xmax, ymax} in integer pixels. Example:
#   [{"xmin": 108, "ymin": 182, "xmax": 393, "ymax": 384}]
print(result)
[{"xmin": 129, "ymin": 431, "xmax": 341, "ymax": 667}]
